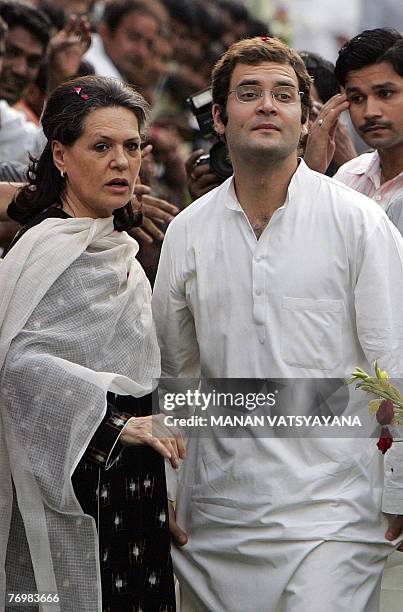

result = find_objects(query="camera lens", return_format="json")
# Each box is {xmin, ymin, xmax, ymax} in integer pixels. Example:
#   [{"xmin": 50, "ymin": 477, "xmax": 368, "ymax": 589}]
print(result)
[{"xmin": 209, "ymin": 141, "xmax": 233, "ymax": 180}]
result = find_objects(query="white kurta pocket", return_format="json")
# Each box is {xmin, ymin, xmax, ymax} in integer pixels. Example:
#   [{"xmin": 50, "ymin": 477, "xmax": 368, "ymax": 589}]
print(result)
[{"xmin": 281, "ymin": 297, "xmax": 344, "ymax": 370}]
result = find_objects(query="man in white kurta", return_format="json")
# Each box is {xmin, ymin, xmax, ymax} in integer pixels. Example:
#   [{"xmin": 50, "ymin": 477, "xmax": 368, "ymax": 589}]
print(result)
[{"xmin": 152, "ymin": 37, "xmax": 403, "ymax": 612}]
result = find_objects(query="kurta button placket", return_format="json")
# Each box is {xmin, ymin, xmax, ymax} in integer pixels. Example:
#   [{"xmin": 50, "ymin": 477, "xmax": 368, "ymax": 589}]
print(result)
[{"xmin": 252, "ymin": 250, "xmax": 266, "ymax": 333}]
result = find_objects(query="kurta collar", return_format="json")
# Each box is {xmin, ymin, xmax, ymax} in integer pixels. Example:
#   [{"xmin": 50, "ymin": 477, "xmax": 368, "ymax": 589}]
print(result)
[{"xmin": 224, "ymin": 158, "xmax": 309, "ymax": 212}]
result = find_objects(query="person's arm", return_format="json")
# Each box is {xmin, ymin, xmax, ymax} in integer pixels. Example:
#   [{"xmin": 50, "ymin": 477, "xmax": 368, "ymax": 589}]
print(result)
[
  {"xmin": 354, "ymin": 215, "xmax": 403, "ymax": 549},
  {"xmin": 46, "ymin": 15, "xmax": 92, "ymax": 94},
  {"xmin": 152, "ymin": 220, "xmax": 200, "ymax": 546},
  {"xmin": 82, "ymin": 394, "xmax": 133, "ymax": 468},
  {"xmin": 332, "ymin": 121, "xmax": 358, "ymax": 171},
  {"xmin": 152, "ymin": 221, "xmax": 201, "ymax": 381},
  {"xmin": 0, "ymin": 182, "xmax": 22, "ymax": 221}
]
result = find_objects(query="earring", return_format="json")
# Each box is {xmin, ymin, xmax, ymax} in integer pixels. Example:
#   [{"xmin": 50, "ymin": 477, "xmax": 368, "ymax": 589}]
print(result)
[{"xmin": 60, "ymin": 170, "xmax": 65, "ymax": 178}]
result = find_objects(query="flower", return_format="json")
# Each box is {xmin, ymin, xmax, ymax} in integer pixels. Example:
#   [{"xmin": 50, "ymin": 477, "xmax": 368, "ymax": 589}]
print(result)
[
  {"xmin": 377, "ymin": 427, "xmax": 393, "ymax": 454},
  {"xmin": 347, "ymin": 361, "xmax": 403, "ymax": 453},
  {"xmin": 369, "ymin": 399, "xmax": 381, "ymax": 414},
  {"xmin": 376, "ymin": 400, "xmax": 395, "ymax": 425},
  {"xmin": 375, "ymin": 361, "xmax": 389, "ymax": 381}
]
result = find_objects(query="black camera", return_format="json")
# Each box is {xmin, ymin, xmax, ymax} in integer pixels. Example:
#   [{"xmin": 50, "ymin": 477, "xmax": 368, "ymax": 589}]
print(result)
[{"xmin": 187, "ymin": 87, "xmax": 233, "ymax": 181}]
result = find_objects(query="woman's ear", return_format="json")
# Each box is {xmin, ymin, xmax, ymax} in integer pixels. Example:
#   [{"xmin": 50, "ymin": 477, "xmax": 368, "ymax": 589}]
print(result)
[{"xmin": 52, "ymin": 141, "xmax": 66, "ymax": 175}]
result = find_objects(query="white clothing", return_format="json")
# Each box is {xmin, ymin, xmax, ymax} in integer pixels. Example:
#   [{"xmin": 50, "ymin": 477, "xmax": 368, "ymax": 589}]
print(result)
[
  {"xmin": 84, "ymin": 33, "xmax": 123, "ymax": 80},
  {"xmin": 179, "ymin": 539, "xmax": 392, "ymax": 612},
  {"xmin": 0, "ymin": 217, "xmax": 159, "ymax": 611},
  {"xmin": 152, "ymin": 160, "xmax": 403, "ymax": 610},
  {"xmin": 334, "ymin": 148, "xmax": 403, "ymax": 611},
  {"xmin": 0, "ymin": 100, "xmax": 46, "ymax": 164},
  {"xmin": 334, "ymin": 150, "xmax": 403, "ymax": 510}
]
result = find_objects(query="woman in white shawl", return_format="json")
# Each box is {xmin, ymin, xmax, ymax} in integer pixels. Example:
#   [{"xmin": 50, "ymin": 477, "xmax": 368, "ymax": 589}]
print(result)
[{"xmin": 0, "ymin": 75, "xmax": 184, "ymax": 612}]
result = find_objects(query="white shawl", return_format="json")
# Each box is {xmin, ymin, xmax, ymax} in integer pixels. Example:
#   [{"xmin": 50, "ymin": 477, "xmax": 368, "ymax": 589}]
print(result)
[{"xmin": 0, "ymin": 216, "xmax": 160, "ymax": 611}]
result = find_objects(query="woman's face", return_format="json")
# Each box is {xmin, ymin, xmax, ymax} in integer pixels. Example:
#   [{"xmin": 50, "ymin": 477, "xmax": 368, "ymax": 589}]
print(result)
[{"xmin": 53, "ymin": 106, "xmax": 142, "ymax": 219}]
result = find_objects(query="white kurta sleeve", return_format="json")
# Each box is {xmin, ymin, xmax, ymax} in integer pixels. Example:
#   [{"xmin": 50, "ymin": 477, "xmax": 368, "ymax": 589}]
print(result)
[
  {"xmin": 354, "ymin": 216, "xmax": 403, "ymax": 513},
  {"xmin": 152, "ymin": 222, "xmax": 201, "ymax": 501},
  {"xmin": 152, "ymin": 223, "xmax": 200, "ymax": 380}
]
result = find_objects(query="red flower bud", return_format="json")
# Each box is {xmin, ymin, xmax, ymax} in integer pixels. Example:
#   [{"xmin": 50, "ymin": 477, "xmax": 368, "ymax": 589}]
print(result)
[
  {"xmin": 376, "ymin": 399, "xmax": 394, "ymax": 425},
  {"xmin": 377, "ymin": 427, "xmax": 393, "ymax": 454}
]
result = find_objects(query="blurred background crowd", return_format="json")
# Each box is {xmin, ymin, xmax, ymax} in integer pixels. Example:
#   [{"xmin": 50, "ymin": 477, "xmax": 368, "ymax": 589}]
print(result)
[{"xmin": 0, "ymin": 0, "xmax": 401, "ymax": 279}]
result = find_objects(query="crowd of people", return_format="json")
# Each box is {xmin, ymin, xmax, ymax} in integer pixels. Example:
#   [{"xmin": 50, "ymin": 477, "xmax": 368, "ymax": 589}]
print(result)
[{"xmin": 0, "ymin": 1, "xmax": 402, "ymax": 611}]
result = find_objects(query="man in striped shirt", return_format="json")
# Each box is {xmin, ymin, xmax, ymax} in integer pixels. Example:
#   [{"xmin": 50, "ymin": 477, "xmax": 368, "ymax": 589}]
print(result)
[{"xmin": 305, "ymin": 28, "xmax": 403, "ymax": 234}]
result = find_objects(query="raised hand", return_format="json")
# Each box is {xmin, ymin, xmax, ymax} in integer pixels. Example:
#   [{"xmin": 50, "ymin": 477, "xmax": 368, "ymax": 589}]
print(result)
[
  {"xmin": 304, "ymin": 93, "xmax": 350, "ymax": 174},
  {"xmin": 47, "ymin": 15, "xmax": 92, "ymax": 92}
]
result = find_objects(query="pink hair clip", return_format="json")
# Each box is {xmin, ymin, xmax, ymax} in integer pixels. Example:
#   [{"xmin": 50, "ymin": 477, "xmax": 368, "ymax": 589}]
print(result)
[{"xmin": 73, "ymin": 86, "xmax": 89, "ymax": 101}]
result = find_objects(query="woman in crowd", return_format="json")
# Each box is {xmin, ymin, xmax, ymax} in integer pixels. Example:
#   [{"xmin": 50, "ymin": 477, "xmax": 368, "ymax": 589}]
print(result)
[{"xmin": 0, "ymin": 75, "xmax": 183, "ymax": 611}]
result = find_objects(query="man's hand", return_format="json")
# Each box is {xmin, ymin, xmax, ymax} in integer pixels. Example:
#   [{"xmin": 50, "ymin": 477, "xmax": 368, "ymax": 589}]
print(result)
[
  {"xmin": 47, "ymin": 15, "xmax": 92, "ymax": 92},
  {"xmin": 385, "ymin": 514, "xmax": 403, "ymax": 551},
  {"xmin": 131, "ymin": 183, "xmax": 180, "ymax": 244},
  {"xmin": 186, "ymin": 149, "xmax": 222, "ymax": 201},
  {"xmin": 304, "ymin": 93, "xmax": 350, "ymax": 174},
  {"xmin": 168, "ymin": 500, "xmax": 188, "ymax": 547}
]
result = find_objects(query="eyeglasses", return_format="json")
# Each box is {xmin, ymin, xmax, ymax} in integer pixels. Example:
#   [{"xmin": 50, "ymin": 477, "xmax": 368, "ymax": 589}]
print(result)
[{"xmin": 229, "ymin": 84, "xmax": 304, "ymax": 105}]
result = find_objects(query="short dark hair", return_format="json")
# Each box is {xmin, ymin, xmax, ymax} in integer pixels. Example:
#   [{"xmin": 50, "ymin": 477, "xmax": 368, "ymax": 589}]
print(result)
[
  {"xmin": 9, "ymin": 76, "xmax": 150, "ymax": 231},
  {"xmin": 335, "ymin": 27, "xmax": 403, "ymax": 87},
  {"xmin": 0, "ymin": 0, "xmax": 51, "ymax": 49},
  {"xmin": 212, "ymin": 37, "xmax": 312, "ymax": 125},
  {"xmin": 299, "ymin": 51, "xmax": 340, "ymax": 103},
  {"xmin": 102, "ymin": 0, "xmax": 166, "ymax": 34}
]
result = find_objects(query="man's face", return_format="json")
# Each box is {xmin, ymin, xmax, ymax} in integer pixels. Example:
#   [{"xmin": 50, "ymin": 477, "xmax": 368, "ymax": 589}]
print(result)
[
  {"xmin": 101, "ymin": 10, "xmax": 159, "ymax": 86},
  {"xmin": 213, "ymin": 61, "xmax": 306, "ymax": 165},
  {"xmin": 345, "ymin": 61, "xmax": 403, "ymax": 153},
  {"xmin": 0, "ymin": 26, "xmax": 43, "ymax": 105}
]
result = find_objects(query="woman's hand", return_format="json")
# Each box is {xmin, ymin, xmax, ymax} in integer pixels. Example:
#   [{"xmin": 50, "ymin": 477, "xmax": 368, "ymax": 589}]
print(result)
[{"xmin": 119, "ymin": 414, "xmax": 186, "ymax": 469}]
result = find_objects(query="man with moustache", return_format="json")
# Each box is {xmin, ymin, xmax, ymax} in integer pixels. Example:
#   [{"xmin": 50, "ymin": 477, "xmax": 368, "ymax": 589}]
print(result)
[
  {"xmin": 153, "ymin": 37, "xmax": 403, "ymax": 612},
  {"xmin": 84, "ymin": 0, "xmax": 167, "ymax": 92},
  {"xmin": 305, "ymin": 28, "xmax": 403, "ymax": 233}
]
